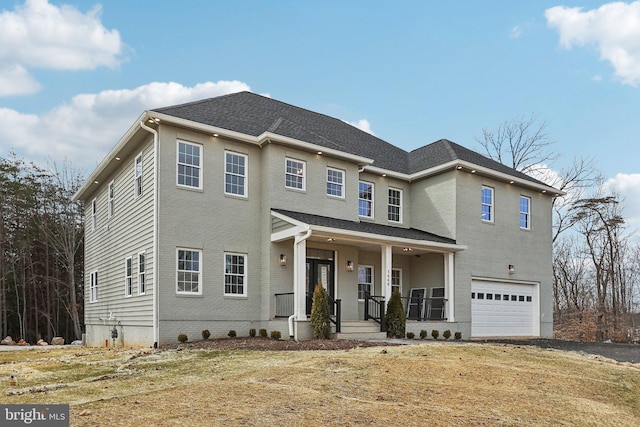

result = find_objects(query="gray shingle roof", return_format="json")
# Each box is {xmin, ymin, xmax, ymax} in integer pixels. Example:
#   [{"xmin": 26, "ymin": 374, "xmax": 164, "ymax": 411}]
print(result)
[
  {"xmin": 153, "ymin": 91, "xmax": 545, "ymax": 185},
  {"xmin": 272, "ymin": 209, "xmax": 457, "ymax": 245}
]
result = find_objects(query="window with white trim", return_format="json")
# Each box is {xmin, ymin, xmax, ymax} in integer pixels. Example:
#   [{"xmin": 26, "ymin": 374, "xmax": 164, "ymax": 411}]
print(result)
[
  {"xmin": 388, "ymin": 188, "xmax": 402, "ymax": 223},
  {"xmin": 125, "ymin": 257, "xmax": 132, "ymax": 297},
  {"xmin": 108, "ymin": 181, "xmax": 115, "ymax": 218},
  {"xmin": 91, "ymin": 198, "xmax": 97, "ymax": 231},
  {"xmin": 90, "ymin": 271, "xmax": 98, "ymax": 303},
  {"xmin": 358, "ymin": 181, "xmax": 374, "ymax": 218},
  {"xmin": 177, "ymin": 249, "xmax": 201, "ymax": 294},
  {"xmin": 391, "ymin": 268, "xmax": 402, "ymax": 295},
  {"xmin": 285, "ymin": 158, "xmax": 305, "ymax": 190},
  {"xmin": 520, "ymin": 195, "xmax": 531, "ymax": 230},
  {"xmin": 326, "ymin": 167, "xmax": 344, "ymax": 198},
  {"xmin": 177, "ymin": 141, "xmax": 202, "ymax": 189},
  {"xmin": 358, "ymin": 265, "xmax": 374, "ymax": 300},
  {"xmin": 134, "ymin": 153, "xmax": 143, "ymax": 198},
  {"xmin": 225, "ymin": 151, "xmax": 247, "ymax": 197},
  {"xmin": 138, "ymin": 252, "xmax": 146, "ymax": 295},
  {"xmin": 224, "ymin": 253, "xmax": 247, "ymax": 296},
  {"xmin": 481, "ymin": 186, "xmax": 494, "ymax": 222}
]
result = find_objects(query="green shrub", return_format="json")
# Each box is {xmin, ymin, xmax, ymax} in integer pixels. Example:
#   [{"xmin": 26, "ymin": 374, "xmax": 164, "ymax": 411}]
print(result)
[
  {"xmin": 443, "ymin": 329, "xmax": 452, "ymax": 340},
  {"xmin": 406, "ymin": 332, "xmax": 415, "ymax": 339},
  {"xmin": 454, "ymin": 331, "xmax": 462, "ymax": 340},
  {"xmin": 310, "ymin": 283, "xmax": 331, "ymax": 339},
  {"xmin": 201, "ymin": 329, "xmax": 211, "ymax": 340},
  {"xmin": 178, "ymin": 333, "xmax": 188, "ymax": 343},
  {"xmin": 227, "ymin": 329, "xmax": 237, "ymax": 338},
  {"xmin": 259, "ymin": 328, "xmax": 268, "ymax": 338},
  {"xmin": 249, "ymin": 328, "xmax": 256, "ymax": 337},
  {"xmin": 419, "ymin": 329, "xmax": 428, "ymax": 339},
  {"xmin": 385, "ymin": 289, "xmax": 406, "ymax": 338},
  {"xmin": 431, "ymin": 329, "xmax": 439, "ymax": 340},
  {"xmin": 270, "ymin": 330, "xmax": 282, "ymax": 340}
]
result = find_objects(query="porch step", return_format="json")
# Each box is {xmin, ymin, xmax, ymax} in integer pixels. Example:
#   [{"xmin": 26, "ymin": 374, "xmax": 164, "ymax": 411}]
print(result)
[
  {"xmin": 334, "ymin": 331, "xmax": 388, "ymax": 340},
  {"xmin": 333, "ymin": 321, "xmax": 386, "ymax": 340}
]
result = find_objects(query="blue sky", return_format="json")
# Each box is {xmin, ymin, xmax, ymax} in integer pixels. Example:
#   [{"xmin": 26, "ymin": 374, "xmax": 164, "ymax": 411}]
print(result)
[{"xmin": 1, "ymin": 0, "xmax": 639, "ymax": 227}]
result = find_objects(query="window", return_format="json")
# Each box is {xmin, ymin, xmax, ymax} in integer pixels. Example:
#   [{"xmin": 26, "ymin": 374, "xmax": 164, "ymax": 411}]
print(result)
[
  {"xmin": 138, "ymin": 252, "xmax": 146, "ymax": 295},
  {"xmin": 91, "ymin": 198, "xmax": 97, "ymax": 231},
  {"xmin": 358, "ymin": 181, "xmax": 374, "ymax": 218},
  {"xmin": 177, "ymin": 141, "xmax": 202, "ymax": 189},
  {"xmin": 358, "ymin": 265, "xmax": 374, "ymax": 300},
  {"xmin": 391, "ymin": 268, "xmax": 402, "ymax": 295},
  {"xmin": 177, "ymin": 249, "xmax": 201, "ymax": 294},
  {"xmin": 125, "ymin": 257, "xmax": 132, "ymax": 297},
  {"xmin": 388, "ymin": 188, "xmax": 402, "ymax": 223},
  {"xmin": 285, "ymin": 158, "xmax": 305, "ymax": 190},
  {"xmin": 90, "ymin": 271, "xmax": 98, "ymax": 303},
  {"xmin": 225, "ymin": 151, "xmax": 247, "ymax": 197},
  {"xmin": 495, "ymin": 294, "xmax": 501, "ymax": 301},
  {"xmin": 108, "ymin": 181, "xmax": 115, "ymax": 218},
  {"xmin": 135, "ymin": 154, "xmax": 143, "ymax": 198},
  {"xmin": 520, "ymin": 196, "xmax": 531, "ymax": 229},
  {"xmin": 326, "ymin": 167, "xmax": 345, "ymax": 198},
  {"xmin": 224, "ymin": 253, "xmax": 247, "ymax": 296},
  {"xmin": 481, "ymin": 186, "xmax": 493, "ymax": 222}
]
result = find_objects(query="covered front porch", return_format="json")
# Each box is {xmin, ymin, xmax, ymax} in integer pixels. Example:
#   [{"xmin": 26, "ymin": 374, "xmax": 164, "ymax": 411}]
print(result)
[{"xmin": 270, "ymin": 209, "xmax": 466, "ymax": 340}]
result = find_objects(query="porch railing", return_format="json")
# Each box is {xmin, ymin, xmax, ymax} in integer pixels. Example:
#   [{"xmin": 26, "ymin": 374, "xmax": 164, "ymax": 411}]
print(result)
[
  {"xmin": 364, "ymin": 292, "xmax": 386, "ymax": 332},
  {"xmin": 401, "ymin": 296, "xmax": 448, "ymax": 321},
  {"xmin": 274, "ymin": 291, "xmax": 342, "ymax": 333}
]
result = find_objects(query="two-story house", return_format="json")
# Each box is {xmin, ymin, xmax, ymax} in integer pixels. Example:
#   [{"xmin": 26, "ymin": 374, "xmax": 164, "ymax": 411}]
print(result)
[{"xmin": 73, "ymin": 92, "xmax": 561, "ymax": 347}]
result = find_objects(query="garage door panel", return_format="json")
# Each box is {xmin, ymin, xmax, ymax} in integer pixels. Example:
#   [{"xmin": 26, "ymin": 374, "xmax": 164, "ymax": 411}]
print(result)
[{"xmin": 471, "ymin": 280, "xmax": 536, "ymax": 337}]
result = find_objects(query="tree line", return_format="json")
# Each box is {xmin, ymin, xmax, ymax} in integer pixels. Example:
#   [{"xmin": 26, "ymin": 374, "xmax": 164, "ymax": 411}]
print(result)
[{"xmin": 0, "ymin": 154, "xmax": 84, "ymax": 344}]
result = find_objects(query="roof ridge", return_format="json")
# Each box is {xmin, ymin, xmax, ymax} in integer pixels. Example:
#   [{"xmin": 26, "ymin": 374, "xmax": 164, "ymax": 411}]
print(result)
[{"xmin": 151, "ymin": 90, "xmax": 252, "ymax": 112}]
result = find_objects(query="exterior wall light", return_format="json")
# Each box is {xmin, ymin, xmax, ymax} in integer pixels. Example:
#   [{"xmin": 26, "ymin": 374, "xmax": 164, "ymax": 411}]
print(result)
[
  {"xmin": 346, "ymin": 260, "xmax": 354, "ymax": 272},
  {"xmin": 508, "ymin": 264, "xmax": 515, "ymax": 274},
  {"xmin": 279, "ymin": 254, "xmax": 287, "ymax": 267}
]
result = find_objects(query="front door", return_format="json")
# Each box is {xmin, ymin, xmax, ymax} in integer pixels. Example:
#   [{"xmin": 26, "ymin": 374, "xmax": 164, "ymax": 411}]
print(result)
[{"xmin": 306, "ymin": 259, "xmax": 335, "ymax": 315}]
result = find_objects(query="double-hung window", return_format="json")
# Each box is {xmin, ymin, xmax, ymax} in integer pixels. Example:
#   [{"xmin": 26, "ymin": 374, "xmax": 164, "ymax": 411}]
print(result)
[
  {"xmin": 91, "ymin": 199, "xmax": 97, "ymax": 231},
  {"xmin": 125, "ymin": 257, "xmax": 132, "ymax": 297},
  {"xmin": 108, "ymin": 181, "xmax": 115, "ymax": 218},
  {"xmin": 135, "ymin": 154, "xmax": 143, "ymax": 198},
  {"xmin": 225, "ymin": 151, "xmax": 247, "ymax": 197},
  {"xmin": 358, "ymin": 265, "xmax": 374, "ymax": 300},
  {"xmin": 520, "ymin": 196, "xmax": 531, "ymax": 230},
  {"xmin": 481, "ymin": 186, "xmax": 494, "ymax": 222},
  {"xmin": 388, "ymin": 188, "xmax": 402, "ymax": 223},
  {"xmin": 177, "ymin": 249, "xmax": 201, "ymax": 294},
  {"xmin": 90, "ymin": 271, "xmax": 98, "ymax": 303},
  {"xmin": 391, "ymin": 268, "xmax": 402, "ymax": 295},
  {"xmin": 177, "ymin": 141, "xmax": 202, "ymax": 189},
  {"xmin": 285, "ymin": 158, "xmax": 305, "ymax": 190},
  {"xmin": 138, "ymin": 252, "xmax": 146, "ymax": 294},
  {"xmin": 224, "ymin": 253, "xmax": 247, "ymax": 296},
  {"xmin": 358, "ymin": 181, "xmax": 374, "ymax": 218},
  {"xmin": 326, "ymin": 167, "xmax": 344, "ymax": 198}
]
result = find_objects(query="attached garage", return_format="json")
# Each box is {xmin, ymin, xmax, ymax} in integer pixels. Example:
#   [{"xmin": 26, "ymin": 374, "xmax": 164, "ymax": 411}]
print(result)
[{"xmin": 471, "ymin": 279, "xmax": 539, "ymax": 338}]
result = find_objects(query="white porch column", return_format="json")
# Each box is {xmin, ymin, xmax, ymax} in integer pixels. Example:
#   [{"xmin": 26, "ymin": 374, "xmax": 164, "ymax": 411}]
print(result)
[
  {"xmin": 293, "ymin": 232, "xmax": 309, "ymax": 321},
  {"xmin": 381, "ymin": 244, "xmax": 393, "ymax": 299},
  {"xmin": 444, "ymin": 252, "xmax": 455, "ymax": 322}
]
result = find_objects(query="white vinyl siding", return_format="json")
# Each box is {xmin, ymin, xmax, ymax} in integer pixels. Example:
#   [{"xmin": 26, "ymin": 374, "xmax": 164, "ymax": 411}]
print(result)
[{"xmin": 177, "ymin": 140, "xmax": 202, "ymax": 189}]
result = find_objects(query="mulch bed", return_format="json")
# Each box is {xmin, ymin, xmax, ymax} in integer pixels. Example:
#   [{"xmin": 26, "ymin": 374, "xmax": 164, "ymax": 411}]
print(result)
[{"xmin": 160, "ymin": 336, "xmax": 398, "ymax": 352}]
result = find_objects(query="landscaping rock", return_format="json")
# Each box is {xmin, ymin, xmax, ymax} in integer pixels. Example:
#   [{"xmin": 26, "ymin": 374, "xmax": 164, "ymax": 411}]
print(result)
[
  {"xmin": 1, "ymin": 336, "xmax": 15, "ymax": 345},
  {"xmin": 17, "ymin": 339, "xmax": 28, "ymax": 346},
  {"xmin": 37, "ymin": 339, "xmax": 48, "ymax": 346},
  {"xmin": 51, "ymin": 337, "xmax": 65, "ymax": 345}
]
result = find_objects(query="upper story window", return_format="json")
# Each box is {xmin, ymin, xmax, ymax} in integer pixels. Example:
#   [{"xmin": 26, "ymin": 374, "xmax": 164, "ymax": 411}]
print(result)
[
  {"xmin": 481, "ymin": 186, "xmax": 494, "ymax": 222},
  {"xmin": 520, "ymin": 196, "xmax": 531, "ymax": 230},
  {"xmin": 90, "ymin": 271, "xmax": 98, "ymax": 303},
  {"xmin": 388, "ymin": 188, "xmax": 402, "ymax": 223},
  {"xmin": 138, "ymin": 252, "xmax": 146, "ymax": 295},
  {"xmin": 358, "ymin": 181, "xmax": 374, "ymax": 218},
  {"xmin": 326, "ymin": 167, "xmax": 344, "ymax": 198},
  {"xmin": 177, "ymin": 249, "xmax": 201, "ymax": 294},
  {"xmin": 285, "ymin": 158, "xmax": 305, "ymax": 191},
  {"xmin": 224, "ymin": 252, "xmax": 247, "ymax": 296},
  {"xmin": 91, "ymin": 198, "xmax": 97, "ymax": 231},
  {"xmin": 125, "ymin": 257, "xmax": 133, "ymax": 297},
  {"xmin": 108, "ymin": 181, "xmax": 115, "ymax": 218},
  {"xmin": 225, "ymin": 151, "xmax": 247, "ymax": 197},
  {"xmin": 134, "ymin": 153, "xmax": 143, "ymax": 198},
  {"xmin": 358, "ymin": 265, "xmax": 374, "ymax": 300},
  {"xmin": 177, "ymin": 141, "xmax": 202, "ymax": 189}
]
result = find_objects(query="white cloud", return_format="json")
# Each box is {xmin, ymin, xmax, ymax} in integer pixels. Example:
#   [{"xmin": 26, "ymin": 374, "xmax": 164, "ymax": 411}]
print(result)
[
  {"xmin": 347, "ymin": 119, "xmax": 375, "ymax": 135},
  {"xmin": 603, "ymin": 173, "xmax": 640, "ymax": 230},
  {"xmin": 510, "ymin": 26, "xmax": 523, "ymax": 39},
  {"xmin": 0, "ymin": 0, "xmax": 123, "ymax": 96},
  {"xmin": 0, "ymin": 64, "xmax": 41, "ymax": 96},
  {"xmin": 545, "ymin": 2, "xmax": 640, "ymax": 86},
  {"xmin": 0, "ymin": 80, "xmax": 251, "ymax": 172}
]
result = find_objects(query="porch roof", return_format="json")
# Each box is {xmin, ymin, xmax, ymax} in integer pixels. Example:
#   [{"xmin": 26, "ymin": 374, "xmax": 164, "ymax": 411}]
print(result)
[{"xmin": 271, "ymin": 209, "xmax": 466, "ymax": 253}]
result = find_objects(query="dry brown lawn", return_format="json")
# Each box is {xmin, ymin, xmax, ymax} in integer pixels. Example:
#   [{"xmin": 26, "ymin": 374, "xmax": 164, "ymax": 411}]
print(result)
[{"xmin": 2, "ymin": 341, "xmax": 639, "ymax": 426}]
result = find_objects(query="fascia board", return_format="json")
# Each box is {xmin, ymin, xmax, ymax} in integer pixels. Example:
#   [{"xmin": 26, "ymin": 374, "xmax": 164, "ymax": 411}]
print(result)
[{"xmin": 150, "ymin": 112, "xmax": 261, "ymax": 145}]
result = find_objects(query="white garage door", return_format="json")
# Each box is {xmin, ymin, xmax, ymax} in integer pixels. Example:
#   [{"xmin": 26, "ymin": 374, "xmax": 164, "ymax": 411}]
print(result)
[{"xmin": 471, "ymin": 280, "xmax": 537, "ymax": 337}]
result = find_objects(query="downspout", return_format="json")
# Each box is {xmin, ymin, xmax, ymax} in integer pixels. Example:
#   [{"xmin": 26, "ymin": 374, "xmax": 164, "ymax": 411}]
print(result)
[
  {"xmin": 140, "ymin": 120, "xmax": 159, "ymax": 348},
  {"xmin": 290, "ymin": 226, "xmax": 311, "ymax": 339}
]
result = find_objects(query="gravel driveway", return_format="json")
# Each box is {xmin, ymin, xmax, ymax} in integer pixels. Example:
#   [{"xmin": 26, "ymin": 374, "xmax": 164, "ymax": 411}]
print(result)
[{"xmin": 484, "ymin": 339, "xmax": 640, "ymax": 364}]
